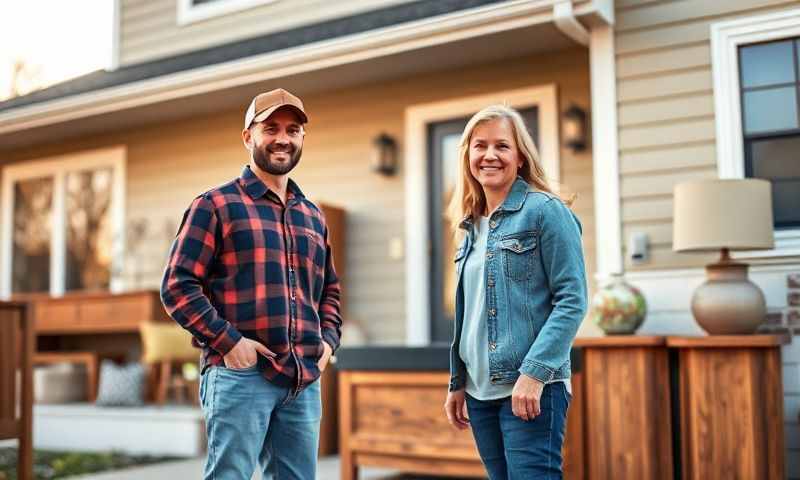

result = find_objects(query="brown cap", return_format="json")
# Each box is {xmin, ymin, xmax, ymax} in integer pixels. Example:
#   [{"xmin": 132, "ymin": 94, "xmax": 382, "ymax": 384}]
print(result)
[{"xmin": 244, "ymin": 88, "xmax": 308, "ymax": 129}]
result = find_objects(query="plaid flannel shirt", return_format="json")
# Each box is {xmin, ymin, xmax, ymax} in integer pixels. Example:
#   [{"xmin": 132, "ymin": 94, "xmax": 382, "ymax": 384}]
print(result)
[{"xmin": 161, "ymin": 166, "xmax": 342, "ymax": 392}]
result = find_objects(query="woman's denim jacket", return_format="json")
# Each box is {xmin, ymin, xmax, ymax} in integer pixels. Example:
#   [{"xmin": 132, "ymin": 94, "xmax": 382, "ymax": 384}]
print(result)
[{"xmin": 449, "ymin": 177, "xmax": 588, "ymax": 391}]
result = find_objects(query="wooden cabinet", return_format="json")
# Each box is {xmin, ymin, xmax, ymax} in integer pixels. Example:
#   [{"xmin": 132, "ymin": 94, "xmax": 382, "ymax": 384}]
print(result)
[
  {"xmin": 575, "ymin": 336, "xmax": 674, "ymax": 480},
  {"xmin": 668, "ymin": 335, "xmax": 787, "ymax": 480}
]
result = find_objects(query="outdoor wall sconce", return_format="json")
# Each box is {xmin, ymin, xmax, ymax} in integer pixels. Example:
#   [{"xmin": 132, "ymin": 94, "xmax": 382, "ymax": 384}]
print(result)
[
  {"xmin": 372, "ymin": 133, "xmax": 398, "ymax": 176},
  {"xmin": 562, "ymin": 104, "xmax": 587, "ymax": 152}
]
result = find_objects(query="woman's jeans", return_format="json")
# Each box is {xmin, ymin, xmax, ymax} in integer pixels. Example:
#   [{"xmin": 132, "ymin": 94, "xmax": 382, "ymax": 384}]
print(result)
[
  {"xmin": 199, "ymin": 364, "xmax": 321, "ymax": 480},
  {"xmin": 465, "ymin": 382, "xmax": 570, "ymax": 480}
]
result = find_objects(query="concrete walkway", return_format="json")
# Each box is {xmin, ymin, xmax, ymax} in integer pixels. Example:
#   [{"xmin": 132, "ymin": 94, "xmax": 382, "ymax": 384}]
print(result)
[{"xmin": 66, "ymin": 455, "xmax": 481, "ymax": 480}]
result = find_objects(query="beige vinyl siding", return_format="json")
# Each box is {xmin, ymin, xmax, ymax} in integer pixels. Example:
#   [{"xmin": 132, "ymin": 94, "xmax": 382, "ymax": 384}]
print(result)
[
  {"xmin": 615, "ymin": 0, "xmax": 800, "ymax": 270},
  {"xmin": 0, "ymin": 47, "xmax": 593, "ymax": 344},
  {"xmin": 119, "ymin": 0, "xmax": 416, "ymax": 66}
]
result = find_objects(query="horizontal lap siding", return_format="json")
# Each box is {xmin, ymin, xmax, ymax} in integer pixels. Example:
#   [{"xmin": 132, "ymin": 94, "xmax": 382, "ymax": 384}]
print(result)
[
  {"xmin": 615, "ymin": 0, "xmax": 799, "ymax": 271},
  {"xmin": 119, "ymin": 0, "xmax": 417, "ymax": 66}
]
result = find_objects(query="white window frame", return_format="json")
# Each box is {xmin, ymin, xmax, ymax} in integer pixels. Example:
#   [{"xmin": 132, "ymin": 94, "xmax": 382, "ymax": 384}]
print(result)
[
  {"xmin": 404, "ymin": 85, "xmax": 560, "ymax": 345},
  {"xmin": 0, "ymin": 146, "xmax": 127, "ymax": 298},
  {"xmin": 711, "ymin": 7, "xmax": 800, "ymax": 258},
  {"xmin": 177, "ymin": 0, "xmax": 278, "ymax": 26}
]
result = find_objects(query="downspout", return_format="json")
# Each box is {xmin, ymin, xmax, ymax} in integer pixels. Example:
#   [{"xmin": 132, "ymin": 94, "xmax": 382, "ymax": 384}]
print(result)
[{"xmin": 553, "ymin": 1, "xmax": 590, "ymax": 46}]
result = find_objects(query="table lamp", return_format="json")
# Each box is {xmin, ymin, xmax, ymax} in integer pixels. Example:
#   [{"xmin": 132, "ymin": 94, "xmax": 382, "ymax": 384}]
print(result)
[{"xmin": 672, "ymin": 179, "xmax": 774, "ymax": 334}]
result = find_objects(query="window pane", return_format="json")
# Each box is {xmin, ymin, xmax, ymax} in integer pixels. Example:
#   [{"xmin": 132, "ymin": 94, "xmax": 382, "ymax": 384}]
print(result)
[
  {"xmin": 750, "ymin": 136, "xmax": 800, "ymax": 178},
  {"xmin": 743, "ymin": 87, "xmax": 798, "ymax": 134},
  {"xmin": 12, "ymin": 177, "xmax": 53, "ymax": 293},
  {"xmin": 740, "ymin": 40, "xmax": 796, "ymax": 88},
  {"xmin": 771, "ymin": 180, "xmax": 800, "ymax": 226},
  {"xmin": 65, "ymin": 169, "xmax": 113, "ymax": 291}
]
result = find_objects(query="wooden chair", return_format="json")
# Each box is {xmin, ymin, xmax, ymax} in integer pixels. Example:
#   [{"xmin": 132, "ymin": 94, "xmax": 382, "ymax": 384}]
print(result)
[{"xmin": 0, "ymin": 301, "xmax": 34, "ymax": 480}]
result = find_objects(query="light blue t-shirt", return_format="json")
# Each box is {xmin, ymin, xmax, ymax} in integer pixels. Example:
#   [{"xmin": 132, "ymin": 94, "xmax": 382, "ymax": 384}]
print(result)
[{"xmin": 459, "ymin": 217, "xmax": 570, "ymax": 401}]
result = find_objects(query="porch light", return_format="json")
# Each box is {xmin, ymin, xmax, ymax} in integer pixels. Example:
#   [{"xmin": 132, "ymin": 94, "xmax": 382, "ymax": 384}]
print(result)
[
  {"xmin": 562, "ymin": 104, "xmax": 587, "ymax": 152},
  {"xmin": 372, "ymin": 133, "xmax": 398, "ymax": 176}
]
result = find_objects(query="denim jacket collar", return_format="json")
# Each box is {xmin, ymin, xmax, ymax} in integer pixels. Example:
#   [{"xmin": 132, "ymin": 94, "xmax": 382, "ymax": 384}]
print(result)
[{"xmin": 496, "ymin": 176, "xmax": 530, "ymax": 213}]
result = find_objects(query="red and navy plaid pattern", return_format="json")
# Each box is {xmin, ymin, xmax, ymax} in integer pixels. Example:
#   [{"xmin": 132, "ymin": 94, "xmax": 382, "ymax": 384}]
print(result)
[{"xmin": 161, "ymin": 166, "xmax": 342, "ymax": 392}]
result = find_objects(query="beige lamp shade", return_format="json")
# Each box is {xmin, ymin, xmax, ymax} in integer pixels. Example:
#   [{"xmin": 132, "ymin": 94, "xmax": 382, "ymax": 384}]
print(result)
[{"xmin": 673, "ymin": 179, "xmax": 774, "ymax": 252}]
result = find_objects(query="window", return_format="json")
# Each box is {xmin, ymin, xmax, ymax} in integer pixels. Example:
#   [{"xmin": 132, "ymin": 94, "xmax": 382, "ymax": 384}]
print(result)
[
  {"xmin": 1, "ymin": 147, "xmax": 126, "ymax": 298},
  {"xmin": 739, "ymin": 38, "xmax": 800, "ymax": 228},
  {"xmin": 711, "ymin": 7, "xmax": 800, "ymax": 257},
  {"xmin": 177, "ymin": 0, "xmax": 278, "ymax": 25}
]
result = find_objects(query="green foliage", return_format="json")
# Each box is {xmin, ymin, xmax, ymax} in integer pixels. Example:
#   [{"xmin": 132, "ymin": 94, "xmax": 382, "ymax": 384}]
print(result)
[{"xmin": 0, "ymin": 448, "xmax": 178, "ymax": 479}]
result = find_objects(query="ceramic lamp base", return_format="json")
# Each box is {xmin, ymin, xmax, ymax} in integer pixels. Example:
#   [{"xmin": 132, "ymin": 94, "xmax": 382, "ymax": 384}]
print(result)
[{"xmin": 692, "ymin": 250, "xmax": 766, "ymax": 334}]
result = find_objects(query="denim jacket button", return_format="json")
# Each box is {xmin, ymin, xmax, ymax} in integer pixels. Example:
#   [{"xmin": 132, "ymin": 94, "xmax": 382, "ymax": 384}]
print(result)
[
  {"xmin": 486, "ymin": 251, "xmax": 494, "ymax": 259},
  {"xmin": 489, "ymin": 342, "xmax": 497, "ymax": 351},
  {"xmin": 490, "ymin": 220, "xmax": 497, "ymax": 229},
  {"xmin": 489, "ymin": 308, "xmax": 496, "ymax": 316}
]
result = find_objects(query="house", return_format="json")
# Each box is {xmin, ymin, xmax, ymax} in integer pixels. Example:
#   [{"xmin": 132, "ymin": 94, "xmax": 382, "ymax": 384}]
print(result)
[{"xmin": 0, "ymin": 0, "xmax": 798, "ymax": 475}]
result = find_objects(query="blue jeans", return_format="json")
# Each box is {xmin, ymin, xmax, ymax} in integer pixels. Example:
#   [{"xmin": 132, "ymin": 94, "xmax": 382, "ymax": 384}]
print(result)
[
  {"xmin": 465, "ymin": 382, "xmax": 570, "ymax": 480},
  {"xmin": 199, "ymin": 364, "xmax": 321, "ymax": 479}
]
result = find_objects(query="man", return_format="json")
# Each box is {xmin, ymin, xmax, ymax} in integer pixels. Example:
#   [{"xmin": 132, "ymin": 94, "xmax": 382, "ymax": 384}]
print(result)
[{"xmin": 161, "ymin": 88, "xmax": 342, "ymax": 480}]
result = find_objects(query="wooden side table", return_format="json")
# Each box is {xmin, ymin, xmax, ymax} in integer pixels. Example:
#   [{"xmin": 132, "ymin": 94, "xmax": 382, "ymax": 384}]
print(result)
[
  {"xmin": 575, "ymin": 336, "xmax": 673, "ymax": 480},
  {"xmin": 667, "ymin": 334, "xmax": 789, "ymax": 480}
]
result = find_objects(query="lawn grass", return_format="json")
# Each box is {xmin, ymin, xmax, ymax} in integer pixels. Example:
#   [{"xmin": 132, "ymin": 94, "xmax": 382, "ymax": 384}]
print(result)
[{"xmin": 0, "ymin": 448, "xmax": 180, "ymax": 479}]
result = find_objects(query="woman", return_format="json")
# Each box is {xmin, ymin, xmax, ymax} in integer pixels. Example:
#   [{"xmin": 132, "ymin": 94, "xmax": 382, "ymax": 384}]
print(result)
[{"xmin": 443, "ymin": 104, "xmax": 587, "ymax": 479}]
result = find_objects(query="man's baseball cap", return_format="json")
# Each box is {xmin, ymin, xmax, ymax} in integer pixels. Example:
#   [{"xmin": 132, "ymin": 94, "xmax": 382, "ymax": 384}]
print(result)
[{"xmin": 244, "ymin": 88, "xmax": 308, "ymax": 129}]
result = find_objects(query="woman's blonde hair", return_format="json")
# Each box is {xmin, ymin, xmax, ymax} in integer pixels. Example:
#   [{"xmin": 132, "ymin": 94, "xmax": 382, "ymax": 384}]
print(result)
[{"xmin": 446, "ymin": 104, "xmax": 573, "ymax": 233}]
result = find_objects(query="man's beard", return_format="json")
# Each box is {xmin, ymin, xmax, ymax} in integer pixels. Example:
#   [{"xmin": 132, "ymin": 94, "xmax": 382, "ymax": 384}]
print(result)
[{"xmin": 251, "ymin": 142, "xmax": 302, "ymax": 175}]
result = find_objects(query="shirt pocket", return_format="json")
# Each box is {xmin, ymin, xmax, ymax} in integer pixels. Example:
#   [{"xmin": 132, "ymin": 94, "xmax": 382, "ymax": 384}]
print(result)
[{"xmin": 498, "ymin": 232, "xmax": 537, "ymax": 281}]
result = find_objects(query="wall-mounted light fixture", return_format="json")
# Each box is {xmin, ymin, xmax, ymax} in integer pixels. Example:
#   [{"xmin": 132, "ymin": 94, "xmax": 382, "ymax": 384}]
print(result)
[
  {"xmin": 562, "ymin": 104, "xmax": 587, "ymax": 152},
  {"xmin": 372, "ymin": 133, "xmax": 398, "ymax": 176}
]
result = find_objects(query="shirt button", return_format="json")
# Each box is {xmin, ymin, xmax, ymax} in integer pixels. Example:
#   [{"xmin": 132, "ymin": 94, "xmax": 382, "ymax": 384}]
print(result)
[
  {"xmin": 489, "ymin": 308, "xmax": 496, "ymax": 316},
  {"xmin": 490, "ymin": 220, "xmax": 497, "ymax": 229}
]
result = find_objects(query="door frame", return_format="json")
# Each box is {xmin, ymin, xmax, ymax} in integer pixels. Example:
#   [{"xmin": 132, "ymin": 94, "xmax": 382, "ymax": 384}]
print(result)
[{"xmin": 404, "ymin": 84, "xmax": 560, "ymax": 345}]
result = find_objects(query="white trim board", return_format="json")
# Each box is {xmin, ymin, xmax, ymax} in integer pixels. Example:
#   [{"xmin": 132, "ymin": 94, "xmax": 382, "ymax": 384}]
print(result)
[
  {"xmin": 0, "ymin": 146, "xmax": 127, "ymax": 298},
  {"xmin": 711, "ymin": 7, "xmax": 800, "ymax": 259},
  {"xmin": 177, "ymin": 0, "xmax": 279, "ymax": 26},
  {"xmin": 404, "ymin": 84, "xmax": 560, "ymax": 345},
  {"xmin": 589, "ymin": 24, "xmax": 623, "ymax": 278},
  {"xmin": 0, "ymin": 0, "xmax": 572, "ymax": 135}
]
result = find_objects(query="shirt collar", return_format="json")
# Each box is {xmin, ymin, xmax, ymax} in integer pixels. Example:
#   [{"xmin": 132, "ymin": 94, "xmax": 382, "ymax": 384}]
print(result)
[{"xmin": 239, "ymin": 165, "xmax": 305, "ymax": 202}]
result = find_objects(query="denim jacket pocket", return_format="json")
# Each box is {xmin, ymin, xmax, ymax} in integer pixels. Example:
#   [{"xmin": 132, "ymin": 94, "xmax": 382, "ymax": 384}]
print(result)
[{"xmin": 498, "ymin": 232, "xmax": 537, "ymax": 281}]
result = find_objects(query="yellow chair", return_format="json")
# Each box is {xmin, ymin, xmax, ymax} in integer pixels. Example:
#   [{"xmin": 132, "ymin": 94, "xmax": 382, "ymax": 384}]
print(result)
[{"xmin": 139, "ymin": 322, "xmax": 199, "ymax": 405}]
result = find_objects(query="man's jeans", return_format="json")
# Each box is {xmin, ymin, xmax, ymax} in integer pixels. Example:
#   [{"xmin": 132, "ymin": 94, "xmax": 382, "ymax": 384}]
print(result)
[
  {"xmin": 465, "ymin": 382, "xmax": 570, "ymax": 480},
  {"xmin": 199, "ymin": 364, "xmax": 321, "ymax": 480}
]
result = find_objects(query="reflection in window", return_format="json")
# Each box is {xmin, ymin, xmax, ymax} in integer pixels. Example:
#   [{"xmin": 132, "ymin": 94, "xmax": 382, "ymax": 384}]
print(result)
[
  {"xmin": 65, "ymin": 169, "xmax": 113, "ymax": 291},
  {"xmin": 441, "ymin": 133, "xmax": 461, "ymax": 323},
  {"xmin": 12, "ymin": 177, "xmax": 53, "ymax": 293}
]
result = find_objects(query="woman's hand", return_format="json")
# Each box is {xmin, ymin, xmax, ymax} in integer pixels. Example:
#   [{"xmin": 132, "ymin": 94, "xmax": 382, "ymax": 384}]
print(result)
[
  {"xmin": 512, "ymin": 374, "xmax": 544, "ymax": 421},
  {"xmin": 444, "ymin": 389, "xmax": 470, "ymax": 430}
]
